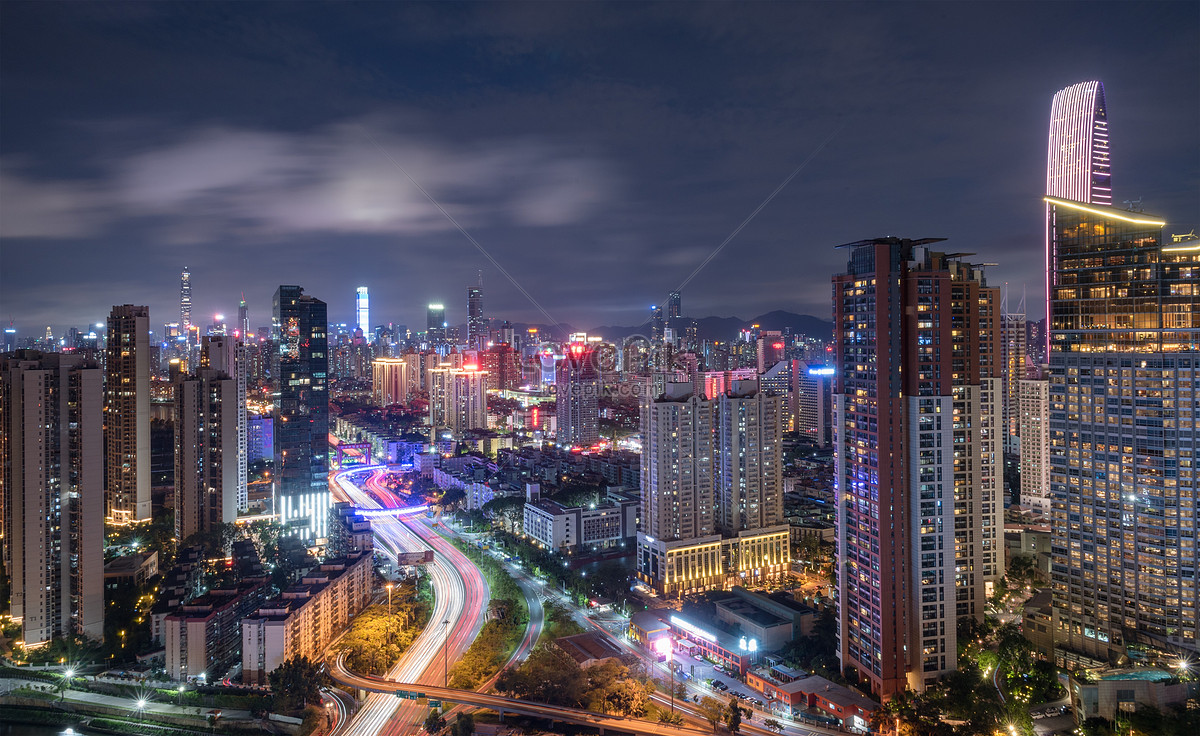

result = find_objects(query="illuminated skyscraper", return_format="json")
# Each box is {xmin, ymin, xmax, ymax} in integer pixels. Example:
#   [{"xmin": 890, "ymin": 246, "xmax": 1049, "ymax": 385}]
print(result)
[
  {"xmin": 272, "ymin": 286, "xmax": 329, "ymax": 541},
  {"xmin": 667, "ymin": 290, "xmax": 682, "ymax": 320},
  {"xmin": 105, "ymin": 304, "xmax": 151, "ymax": 522},
  {"xmin": 715, "ymin": 380, "xmax": 783, "ymax": 535},
  {"xmin": 180, "ymin": 267, "xmax": 192, "ymax": 328},
  {"xmin": 238, "ymin": 294, "xmax": 249, "ymax": 338},
  {"xmin": 202, "ymin": 336, "xmax": 248, "ymax": 513},
  {"xmin": 0, "ymin": 351, "xmax": 105, "ymax": 646},
  {"xmin": 1001, "ymin": 296, "xmax": 1028, "ymax": 454},
  {"xmin": 832, "ymin": 239, "xmax": 1000, "ymax": 698},
  {"xmin": 1045, "ymin": 196, "xmax": 1199, "ymax": 665},
  {"xmin": 427, "ymin": 303, "xmax": 446, "ymax": 343},
  {"xmin": 1018, "ymin": 368, "xmax": 1051, "ymax": 519},
  {"xmin": 467, "ymin": 278, "xmax": 484, "ymax": 349},
  {"xmin": 371, "ymin": 357, "xmax": 410, "ymax": 407},
  {"xmin": 355, "ymin": 286, "xmax": 369, "ymax": 336},
  {"xmin": 555, "ymin": 343, "xmax": 600, "ymax": 447}
]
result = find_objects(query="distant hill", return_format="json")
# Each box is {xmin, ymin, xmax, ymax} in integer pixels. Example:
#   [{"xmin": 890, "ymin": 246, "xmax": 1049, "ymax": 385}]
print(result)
[{"xmin": 589, "ymin": 310, "xmax": 833, "ymax": 342}]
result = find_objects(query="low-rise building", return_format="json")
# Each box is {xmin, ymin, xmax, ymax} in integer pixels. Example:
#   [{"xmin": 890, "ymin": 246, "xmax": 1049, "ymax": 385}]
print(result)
[
  {"xmin": 241, "ymin": 551, "xmax": 372, "ymax": 684},
  {"xmin": 104, "ymin": 551, "xmax": 160, "ymax": 589},
  {"xmin": 746, "ymin": 672, "xmax": 878, "ymax": 731},
  {"xmin": 714, "ymin": 597, "xmax": 792, "ymax": 652},
  {"xmin": 163, "ymin": 577, "xmax": 270, "ymax": 682},
  {"xmin": 328, "ymin": 502, "xmax": 373, "ymax": 557},
  {"xmin": 522, "ymin": 490, "xmax": 638, "ymax": 553},
  {"xmin": 635, "ymin": 526, "xmax": 790, "ymax": 597},
  {"xmin": 1022, "ymin": 589, "xmax": 1055, "ymax": 660},
  {"xmin": 555, "ymin": 631, "xmax": 624, "ymax": 669},
  {"xmin": 1069, "ymin": 669, "xmax": 1196, "ymax": 723}
]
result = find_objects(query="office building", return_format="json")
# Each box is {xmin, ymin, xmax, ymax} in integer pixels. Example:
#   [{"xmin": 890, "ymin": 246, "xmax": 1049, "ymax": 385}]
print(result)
[
  {"xmin": 1045, "ymin": 197, "xmax": 1199, "ymax": 665},
  {"xmin": 354, "ymin": 286, "xmax": 369, "ymax": 336},
  {"xmin": 523, "ymin": 490, "xmax": 639, "ymax": 553},
  {"xmin": 1018, "ymin": 368, "xmax": 1051, "ymax": 519},
  {"xmin": 238, "ymin": 294, "xmax": 249, "ymax": 339},
  {"xmin": 242, "ymin": 552, "xmax": 372, "ymax": 684},
  {"xmin": 467, "ymin": 280, "xmax": 484, "ymax": 349},
  {"xmin": 371, "ymin": 357, "xmax": 411, "ymax": 407},
  {"xmin": 667, "ymin": 290, "xmax": 682, "ymax": 320},
  {"xmin": 756, "ymin": 332, "xmax": 785, "ymax": 374},
  {"xmin": 174, "ymin": 368, "xmax": 239, "ymax": 542},
  {"xmin": 272, "ymin": 286, "xmax": 329, "ymax": 542},
  {"xmin": 716, "ymin": 380, "xmax": 784, "ymax": 535},
  {"xmin": 427, "ymin": 303, "xmax": 446, "ymax": 343},
  {"xmin": 202, "ymin": 336, "xmax": 248, "ymax": 513},
  {"xmin": 556, "ymin": 343, "xmax": 600, "ymax": 448},
  {"xmin": 0, "ymin": 351, "xmax": 105, "ymax": 646},
  {"xmin": 832, "ymin": 238, "xmax": 1001, "ymax": 698},
  {"xmin": 795, "ymin": 362, "xmax": 833, "ymax": 447},
  {"xmin": 106, "ymin": 304, "xmax": 152, "ymax": 522}
]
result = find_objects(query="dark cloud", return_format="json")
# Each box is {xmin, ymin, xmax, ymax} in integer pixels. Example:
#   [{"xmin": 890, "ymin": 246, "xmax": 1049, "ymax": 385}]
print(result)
[{"xmin": 1, "ymin": 1, "xmax": 1197, "ymax": 337}]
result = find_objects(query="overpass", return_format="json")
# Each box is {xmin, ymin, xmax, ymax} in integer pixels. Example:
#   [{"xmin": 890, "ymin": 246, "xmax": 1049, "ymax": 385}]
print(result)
[{"xmin": 329, "ymin": 653, "xmax": 712, "ymax": 736}]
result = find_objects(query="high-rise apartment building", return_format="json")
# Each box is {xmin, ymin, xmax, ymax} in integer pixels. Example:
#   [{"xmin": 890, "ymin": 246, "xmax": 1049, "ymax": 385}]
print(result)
[
  {"xmin": 1045, "ymin": 196, "xmax": 1199, "ymax": 665},
  {"xmin": 636, "ymin": 380, "xmax": 789, "ymax": 597},
  {"xmin": 174, "ymin": 368, "xmax": 239, "ymax": 541},
  {"xmin": 716, "ymin": 380, "xmax": 783, "ymax": 534},
  {"xmin": 355, "ymin": 287, "xmax": 369, "ymax": 336},
  {"xmin": 1018, "ymin": 368, "xmax": 1051, "ymax": 518},
  {"xmin": 429, "ymin": 364, "xmax": 489, "ymax": 436},
  {"xmin": 832, "ymin": 238, "xmax": 1000, "ymax": 698},
  {"xmin": 755, "ymin": 331, "xmax": 785, "ymax": 374},
  {"xmin": 1001, "ymin": 303, "xmax": 1028, "ymax": 455},
  {"xmin": 0, "ymin": 351, "xmax": 105, "ymax": 646},
  {"xmin": 480, "ymin": 342, "xmax": 521, "ymax": 391},
  {"xmin": 467, "ymin": 280, "xmax": 484, "ymax": 349},
  {"xmin": 427, "ymin": 303, "xmax": 446, "ymax": 343},
  {"xmin": 555, "ymin": 344, "xmax": 600, "ymax": 448},
  {"xmin": 106, "ymin": 304, "xmax": 152, "ymax": 522},
  {"xmin": 371, "ymin": 357, "xmax": 411, "ymax": 407},
  {"xmin": 202, "ymin": 336, "xmax": 248, "ymax": 513},
  {"xmin": 272, "ymin": 286, "xmax": 329, "ymax": 542}
]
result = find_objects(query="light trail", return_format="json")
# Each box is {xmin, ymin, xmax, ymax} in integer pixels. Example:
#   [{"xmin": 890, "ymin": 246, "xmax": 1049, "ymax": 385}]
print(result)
[{"xmin": 333, "ymin": 467, "xmax": 489, "ymax": 736}]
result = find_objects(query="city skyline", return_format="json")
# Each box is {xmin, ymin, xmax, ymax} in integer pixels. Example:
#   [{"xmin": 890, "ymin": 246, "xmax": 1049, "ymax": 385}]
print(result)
[{"xmin": 2, "ymin": 3, "xmax": 1197, "ymax": 334}]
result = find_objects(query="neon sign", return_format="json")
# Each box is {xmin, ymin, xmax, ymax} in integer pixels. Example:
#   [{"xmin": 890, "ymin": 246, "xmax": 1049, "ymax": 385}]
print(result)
[
  {"xmin": 808, "ymin": 367, "xmax": 836, "ymax": 376},
  {"xmin": 669, "ymin": 615, "xmax": 717, "ymax": 643}
]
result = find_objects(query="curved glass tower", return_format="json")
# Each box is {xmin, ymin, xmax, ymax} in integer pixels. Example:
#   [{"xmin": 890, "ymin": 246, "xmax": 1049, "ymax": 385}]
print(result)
[{"xmin": 1046, "ymin": 80, "xmax": 1111, "ymax": 205}]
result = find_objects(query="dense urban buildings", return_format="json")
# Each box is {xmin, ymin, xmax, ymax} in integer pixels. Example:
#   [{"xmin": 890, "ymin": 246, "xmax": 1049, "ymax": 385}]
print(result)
[
  {"xmin": 105, "ymin": 304, "xmax": 152, "ymax": 523},
  {"xmin": 832, "ymin": 238, "xmax": 1001, "ymax": 698},
  {"xmin": 371, "ymin": 356, "xmax": 411, "ymax": 407},
  {"xmin": 0, "ymin": 351, "xmax": 106, "ymax": 646},
  {"xmin": 272, "ymin": 286, "xmax": 330, "ymax": 542}
]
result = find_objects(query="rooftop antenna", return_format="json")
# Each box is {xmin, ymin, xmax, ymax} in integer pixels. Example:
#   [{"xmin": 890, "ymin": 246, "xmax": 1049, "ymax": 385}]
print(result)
[
  {"xmin": 1018, "ymin": 284, "xmax": 1026, "ymax": 317},
  {"xmin": 477, "ymin": 269, "xmax": 483, "ymax": 287},
  {"xmin": 1122, "ymin": 198, "xmax": 1144, "ymax": 213},
  {"xmin": 1171, "ymin": 230, "xmax": 1196, "ymax": 243}
]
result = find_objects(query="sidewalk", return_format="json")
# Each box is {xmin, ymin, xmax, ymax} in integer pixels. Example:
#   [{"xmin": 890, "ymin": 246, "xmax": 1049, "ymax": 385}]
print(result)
[{"xmin": 0, "ymin": 677, "xmax": 253, "ymax": 721}]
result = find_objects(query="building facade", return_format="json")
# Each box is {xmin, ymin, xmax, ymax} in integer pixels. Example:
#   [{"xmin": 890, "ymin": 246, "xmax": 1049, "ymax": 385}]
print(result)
[
  {"xmin": 832, "ymin": 238, "xmax": 1000, "ymax": 698},
  {"xmin": 163, "ymin": 578, "xmax": 269, "ymax": 681},
  {"xmin": 272, "ymin": 286, "xmax": 330, "ymax": 542},
  {"xmin": 371, "ymin": 357, "xmax": 411, "ymax": 407},
  {"xmin": 242, "ymin": 552, "xmax": 372, "ymax": 684},
  {"xmin": 174, "ymin": 369, "xmax": 239, "ymax": 542},
  {"xmin": 1018, "ymin": 369, "xmax": 1051, "ymax": 518},
  {"xmin": 716, "ymin": 380, "xmax": 784, "ymax": 535},
  {"xmin": 555, "ymin": 344, "xmax": 600, "ymax": 448},
  {"xmin": 201, "ymin": 336, "xmax": 248, "ymax": 513},
  {"xmin": 794, "ymin": 362, "xmax": 833, "ymax": 448},
  {"xmin": 0, "ymin": 351, "xmax": 106, "ymax": 646},
  {"xmin": 105, "ymin": 304, "xmax": 152, "ymax": 522},
  {"xmin": 1045, "ymin": 196, "xmax": 1199, "ymax": 665}
]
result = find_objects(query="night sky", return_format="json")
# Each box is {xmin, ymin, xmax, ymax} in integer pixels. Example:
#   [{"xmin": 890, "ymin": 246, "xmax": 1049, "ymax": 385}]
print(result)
[{"xmin": 2, "ymin": 2, "xmax": 1197, "ymax": 337}]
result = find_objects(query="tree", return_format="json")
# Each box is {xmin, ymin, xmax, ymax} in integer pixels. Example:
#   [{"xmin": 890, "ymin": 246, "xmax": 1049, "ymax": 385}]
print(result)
[
  {"xmin": 495, "ymin": 643, "xmax": 586, "ymax": 707},
  {"xmin": 763, "ymin": 718, "xmax": 784, "ymax": 733},
  {"xmin": 423, "ymin": 707, "xmax": 446, "ymax": 734},
  {"xmin": 697, "ymin": 696, "xmax": 725, "ymax": 733},
  {"xmin": 268, "ymin": 656, "xmax": 328, "ymax": 713},
  {"xmin": 658, "ymin": 710, "xmax": 684, "ymax": 725},
  {"xmin": 725, "ymin": 696, "xmax": 742, "ymax": 733},
  {"xmin": 451, "ymin": 711, "xmax": 474, "ymax": 736}
]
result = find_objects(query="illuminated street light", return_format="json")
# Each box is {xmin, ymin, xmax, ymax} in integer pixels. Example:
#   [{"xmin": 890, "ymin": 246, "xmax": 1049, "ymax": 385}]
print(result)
[
  {"xmin": 136, "ymin": 699, "xmax": 148, "ymax": 710},
  {"xmin": 178, "ymin": 685, "xmax": 186, "ymax": 705}
]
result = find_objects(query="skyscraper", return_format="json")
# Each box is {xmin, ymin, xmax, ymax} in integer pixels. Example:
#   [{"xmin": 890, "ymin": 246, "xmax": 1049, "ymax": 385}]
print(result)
[
  {"xmin": 180, "ymin": 267, "xmax": 192, "ymax": 328},
  {"xmin": 832, "ymin": 238, "xmax": 1000, "ymax": 698},
  {"xmin": 555, "ymin": 343, "xmax": 600, "ymax": 448},
  {"xmin": 1001, "ymin": 292, "xmax": 1028, "ymax": 455},
  {"xmin": 371, "ymin": 357, "xmax": 411, "ymax": 407},
  {"xmin": 794, "ymin": 361, "xmax": 833, "ymax": 448},
  {"xmin": 467, "ymin": 278, "xmax": 484, "ymax": 349},
  {"xmin": 715, "ymin": 380, "xmax": 783, "ymax": 535},
  {"xmin": 427, "ymin": 303, "xmax": 446, "ymax": 343},
  {"xmin": 105, "ymin": 304, "xmax": 152, "ymax": 522},
  {"xmin": 1018, "ymin": 368, "xmax": 1051, "ymax": 519},
  {"xmin": 174, "ymin": 367, "xmax": 239, "ymax": 541},
  {"xmin": 640, "ymin": 382, "xmax": 715, "ymax": 543},
  {"xmin": 1045, "ymin": 196, "xmax": 1199, "ymax": 665},
  {"xmin": 272, "ymin": 286, "xmax": 329, "ymax": 541},
  {"xmin": 202, "ymin": 336, "xmax": 248, "ymax": 513},
  {"xmin": 238, "ymin": 294, "xmax": 249, "ymax": 339},
  {"xmin": 0, "ymin": 351, "xmax": 105, "ymax": 646},
  {"xmin": 667, "ymin": 290, "xmax": 682, "ymax": 320},
  {"xmin": 1044, "ymin": 80, "xmax": 1111, "ymax": 353},
  {"xmin": 355, "ymin": 286, "xmax": 369, "ymax": 336}
]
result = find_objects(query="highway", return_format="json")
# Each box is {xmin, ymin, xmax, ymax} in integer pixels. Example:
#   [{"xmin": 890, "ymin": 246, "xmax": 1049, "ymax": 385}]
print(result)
[{"xmin": 333, "ymin": 467, "xmax": 490, "ymax": 736}]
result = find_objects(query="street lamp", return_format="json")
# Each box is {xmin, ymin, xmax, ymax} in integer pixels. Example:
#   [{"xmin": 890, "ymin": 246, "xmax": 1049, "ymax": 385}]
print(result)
[
  {"xmin": 385, "ymin": 582, "xmax": 394, "ymax": 618},
  {"xmin": 655, "ymin": 637, "xmax": 675, "ymax": 716},
  {"xmin": 60, "ymin": 668, "xmax": 75, "ymax": 702},
  {"xmin": 178, "ymin": 685, "xmax": 186, "ymax": 705}
]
